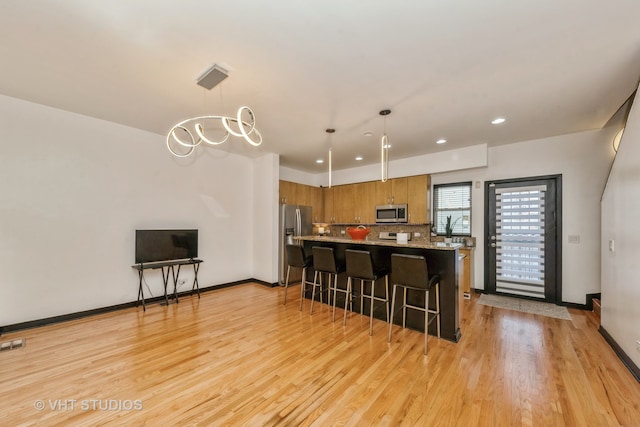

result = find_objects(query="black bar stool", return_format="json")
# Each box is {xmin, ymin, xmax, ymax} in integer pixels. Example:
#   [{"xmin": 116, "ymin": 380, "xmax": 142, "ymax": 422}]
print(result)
[
  {"xmin": 310, "ymin": 246, "xmax": 345, "ymax": 315},
  {"xmin": 283, "ymin": 244, "xmax": 313, "ymax": 305},
  {"xmin": 343, "ymin": 249, "xmax": 390, "ymax": 335},
  {"xmin": 388, "ymin": 253, "xmax": 441, "ymax": 355}
]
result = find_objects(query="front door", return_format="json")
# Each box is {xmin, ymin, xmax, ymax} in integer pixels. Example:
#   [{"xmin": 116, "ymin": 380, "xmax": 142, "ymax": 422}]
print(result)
[{"xmin": 485, "ymin": 175, "xmax": 561, "ymax": 302}]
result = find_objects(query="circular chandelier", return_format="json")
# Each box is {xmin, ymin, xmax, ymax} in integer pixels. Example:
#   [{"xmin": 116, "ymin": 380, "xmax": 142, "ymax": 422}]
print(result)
[{"xmin": 166, "ymin": 106, "xmax": 262, "ymax": 158}]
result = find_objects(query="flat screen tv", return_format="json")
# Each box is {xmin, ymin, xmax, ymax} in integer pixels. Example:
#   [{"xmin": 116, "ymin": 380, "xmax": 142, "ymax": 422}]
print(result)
[{"xmin": 135, "ymin": 229, "xmax": 198, "ymax": 264}]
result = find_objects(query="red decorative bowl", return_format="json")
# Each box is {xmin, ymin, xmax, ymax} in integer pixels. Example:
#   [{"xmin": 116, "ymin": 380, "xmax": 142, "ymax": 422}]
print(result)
[{"xmin": 347, "ymin": 226, "xmax": 370, "ymax": 240}]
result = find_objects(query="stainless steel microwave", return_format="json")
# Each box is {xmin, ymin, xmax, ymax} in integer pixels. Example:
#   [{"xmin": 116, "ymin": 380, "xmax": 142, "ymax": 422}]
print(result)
[{"xmin": 375, "ymin": 204, "xmax": 408, "ymax": 223}]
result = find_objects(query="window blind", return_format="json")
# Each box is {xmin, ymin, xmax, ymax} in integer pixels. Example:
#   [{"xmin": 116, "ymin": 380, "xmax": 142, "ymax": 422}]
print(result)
[
  {"xmin": 494, "ymin": 185, "xmax": 546, "ymax": 299},
  {"xmin": 433, "ymin": 182, "xmax": 472, "ymax": 235}
]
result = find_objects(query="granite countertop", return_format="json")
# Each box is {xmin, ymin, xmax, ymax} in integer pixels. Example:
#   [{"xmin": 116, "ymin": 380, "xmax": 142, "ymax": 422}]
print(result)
[{"xmin": 295, "ymin": 235, "xmax": 463, "ymax": 251}]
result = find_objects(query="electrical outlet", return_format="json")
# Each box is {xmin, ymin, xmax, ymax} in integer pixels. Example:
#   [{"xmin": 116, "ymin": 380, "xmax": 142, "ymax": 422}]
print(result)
[
  {"xmin": 414, "ymin": 232, "xmax": 421, "ymax": 237},
  {"xmin": 0, "ymin": 338, "xmax": 25, "ymax": 352},
  {"xmin": 636, "ymin": 340, "xmax": 640, "ymax": 353},
  {"xmin": 341, "ymin": 230, "xmax": 345, "ymax": 235}
]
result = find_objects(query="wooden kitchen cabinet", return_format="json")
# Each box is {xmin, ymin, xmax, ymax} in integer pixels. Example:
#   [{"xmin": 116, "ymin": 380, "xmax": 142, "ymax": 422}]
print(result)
[
  {"xmin": 308, "ymin": 186, "xmax": 323, "ymax": 223},
  {"xmin": 375, "ymin": 177, "xmax": 408, "ymax": 205},
  {"xmin": 323, "ymin": 186, "xmax": 335, "ymax": 223},
  {"xmin": 333, "ymin": 185, "xmax": 354, "ymax": 224},
  {"xmin": 279, "ymin": 180, "xmax": 310, "ymax": 206},
  {"xmin": 297, "ymin": 184, "xmax": 311, "ymax": 206},
  {"xmin": 285, "ymin": 174, "xmax": 429, "ymax": 225},
  {"xmin": 375, "ymin": 180, "xmax": 392, "ymax": 205},
  {"xmin": 324, "ymin": 182, "xmax": 375, "ymax": 224},
  {"xmin": 279, "ymin": 180, "xmax": 323, "ymax": 222},
  {"xmin": 279, "ymin": 180, "xmax": 295, "ymax": 205},
  {"xmin": 407, "ymin": 174, "xmax": 429, "ymax": 224},
  {"xmin": 353, "ymin": 181, "xmax": 376, "ymax": 223}
]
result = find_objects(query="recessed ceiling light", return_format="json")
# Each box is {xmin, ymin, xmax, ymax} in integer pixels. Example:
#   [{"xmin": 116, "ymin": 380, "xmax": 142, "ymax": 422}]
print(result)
[
  {"xmin": 355, "ymin": 156, "xmax": 363, "ymax": 161},
  {"xmin": 491, "ymin": 117, "xmax": 506, "ymax": 125},
  {"xmin": 436, "ymin": 138, "xmax": 447, "ymax": 144},
  {"xmin": 316, "ymin": 159, "xmax": 324, "ymax": 164},
  {"xmin": 363, "ymin": 131, "xmax": 374, "ymax": 137}
]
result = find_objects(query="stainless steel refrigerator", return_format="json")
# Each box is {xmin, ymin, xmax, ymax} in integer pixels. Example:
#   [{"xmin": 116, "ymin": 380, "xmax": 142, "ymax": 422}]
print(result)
[{"xmin": 279, "ymin": 204, "xmax": 313, "ymax": 284}]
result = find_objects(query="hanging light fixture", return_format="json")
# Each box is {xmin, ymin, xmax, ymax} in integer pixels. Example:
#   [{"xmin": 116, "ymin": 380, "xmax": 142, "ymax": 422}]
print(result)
[
  {"xmin": 379, "ymin": 109, "xmax": 391, "ymax": 182},
  {"xmin": 166, "ymin": 107, "xmax": 262, "ymax": 157},
  {"xmin": 326, "ymin": 128, "xmax": 335, "ymax": 188},
  {"xmin": 166, "ymin": 64, "xmax": 262, "ymax": 158},
  {"xmin": 613, "ymin": 127, "xmax": 624, "ymax": 153}
]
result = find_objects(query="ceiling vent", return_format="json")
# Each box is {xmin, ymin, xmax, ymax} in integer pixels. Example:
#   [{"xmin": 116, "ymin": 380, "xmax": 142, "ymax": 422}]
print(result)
[{"xmin": 196, "ymin": 64, "xmax": 229, "ymax": 90}]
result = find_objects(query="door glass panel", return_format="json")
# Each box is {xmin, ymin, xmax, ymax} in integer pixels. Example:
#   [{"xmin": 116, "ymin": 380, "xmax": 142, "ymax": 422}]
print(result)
[{"xmin": 495, "ymin": 185, "xmax": 546, "ymax": 299}]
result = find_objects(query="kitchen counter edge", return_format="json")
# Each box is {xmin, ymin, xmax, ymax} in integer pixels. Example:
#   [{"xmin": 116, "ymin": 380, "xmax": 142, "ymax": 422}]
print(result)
[{"xmin": 295, "ymin": 235, "xmax": 463, "ymax": 251}]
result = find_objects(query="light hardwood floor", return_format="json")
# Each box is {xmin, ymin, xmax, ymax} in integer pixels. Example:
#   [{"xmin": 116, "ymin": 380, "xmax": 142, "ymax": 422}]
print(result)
[{"xmin": 2, "ymin": 283, "xmax": 640, "ymax": 426}]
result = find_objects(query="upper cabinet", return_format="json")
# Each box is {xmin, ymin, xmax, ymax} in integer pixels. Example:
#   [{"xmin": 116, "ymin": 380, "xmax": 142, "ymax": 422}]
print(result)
[
  {"xmin": 308, "ymin": 186, "xmax": 323, "ymax": 223},
  {"xmin": 352, "ymin": 181, "xmax": 376, "ymax": 224},
  {"xmin": 323, "ymin": 187, "xmax": 335, "ymax": 223},
  {"xmin": 279, "ymin": 180, "xmax": 295, "ymax": 205},
  {"xmin": 324, "ymin": 182, "xmax": 376, "ymax": 224},
  {"xmin": 281, "ymin": 174, "xmax": 429, "ymax": 225},
  {"xmin": 332, "ymin": 185, "xmax": 354, "ymax": 224},
  {"xmin": 407, "ymin": 174, "xmax": 429, "ymax": 224},
  {"xmin": 279, "ymin": 180, "xmax": 323, "ymax": 222},
  {"xmin": 375, "ymin": 177, "xmax": 408, "ymax": 205}
]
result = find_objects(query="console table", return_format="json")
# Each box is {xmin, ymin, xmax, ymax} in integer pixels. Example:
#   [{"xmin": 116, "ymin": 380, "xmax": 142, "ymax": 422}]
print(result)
[{"xmin": 132, "ymin": 259, "xmax": 203, "ymax": 311}]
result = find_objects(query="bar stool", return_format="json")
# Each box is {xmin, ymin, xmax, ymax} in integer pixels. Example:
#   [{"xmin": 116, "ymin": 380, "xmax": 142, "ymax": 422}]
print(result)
[
  {"xmin": 310, "ymin": 246, "xmax": 345, "ymax": 315},
  {"xmin": 388, "ymin": 253, "xmax": 441, "ymax": 355},
  {"xmin": 343, "ymin": 249, "xmax": 390, "ymax": 335},
  {"xmin": 283, "ymin": 244, "xmax": 313, "ymax": 305}
]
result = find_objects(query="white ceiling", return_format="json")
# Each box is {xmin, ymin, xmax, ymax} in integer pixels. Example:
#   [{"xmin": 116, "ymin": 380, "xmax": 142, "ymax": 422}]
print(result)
[{"xmin": 1, "ymin": 1, "xmax": 639, "ymax": 173}]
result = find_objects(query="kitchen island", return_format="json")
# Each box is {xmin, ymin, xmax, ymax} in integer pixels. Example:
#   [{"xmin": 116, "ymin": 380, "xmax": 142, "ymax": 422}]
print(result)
[{"xmin": 296, "ymin": 236, "xmax": 462, "ymax": 342}]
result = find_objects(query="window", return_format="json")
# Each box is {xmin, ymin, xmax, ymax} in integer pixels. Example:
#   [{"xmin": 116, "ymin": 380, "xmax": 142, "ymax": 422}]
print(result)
[{"xmin": 433, "ymin": 182, "xmax": 472, "ymax": 236}]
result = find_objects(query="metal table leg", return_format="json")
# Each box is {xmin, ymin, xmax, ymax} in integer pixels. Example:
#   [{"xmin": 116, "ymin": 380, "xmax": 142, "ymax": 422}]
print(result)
[
  {"xmin": 192, "ymin": 262, "xmax": 201, "ymax": 298},
  {"xmin": 137, "ymin": 269, "xmax": 146, "ymax": 311}
]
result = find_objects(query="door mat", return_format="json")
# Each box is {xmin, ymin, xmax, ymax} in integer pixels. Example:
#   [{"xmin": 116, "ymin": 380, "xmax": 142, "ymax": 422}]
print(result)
[{"xmin": 478, "ymin": 294, "xmax": 571, "ymax": 320}]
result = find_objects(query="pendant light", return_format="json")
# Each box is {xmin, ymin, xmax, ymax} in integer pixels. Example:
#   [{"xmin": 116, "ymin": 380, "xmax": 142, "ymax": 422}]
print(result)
[
  {"xmin": 166, "ymin": 65, "xmax": 262, "ymax": 158},
  {"xmin": 379, "ymin": 109, "xmax": 391, "ymax": 182},
  {"xmin": 326, "ymin": 128, "xmax": 335, "ymax": 188}
]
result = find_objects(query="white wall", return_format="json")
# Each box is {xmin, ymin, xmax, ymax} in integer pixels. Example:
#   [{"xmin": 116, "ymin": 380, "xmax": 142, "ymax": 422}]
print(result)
[
  {"xmin": 279, "ymin": 166, "xmax": 322, "ymax": 187},
  {"xmin": 601, "ymin": 84, "xmax": 640, "ymax": 367},
  {"xmin": 0, "ymin": 94, "xmax": 275, "ymax": 326},
  {"xmin": 280, "ymin": 144, "xmax": 488, "ymax": 187},
  {"xmin": 431, "ymin": 129, "xmax": 615, "ymax": 304},
  {"xmin": 252, "ymin": 153, "xmax": 280, "ymax": 284}
]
